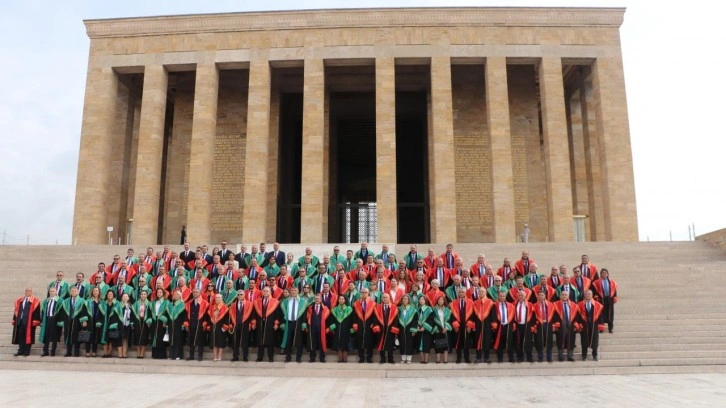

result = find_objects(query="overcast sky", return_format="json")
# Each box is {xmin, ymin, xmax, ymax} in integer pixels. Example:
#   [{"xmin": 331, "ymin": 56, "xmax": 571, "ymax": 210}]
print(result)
[{"xmin": 0, "ymin": 0, "xmax": 723, "ymax": 244}]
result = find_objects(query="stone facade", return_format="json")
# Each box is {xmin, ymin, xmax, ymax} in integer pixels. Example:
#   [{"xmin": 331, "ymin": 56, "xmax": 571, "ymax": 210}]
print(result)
[{"xmin": 72, "ymin": 7, "xmax": 639, "ymax": 245}]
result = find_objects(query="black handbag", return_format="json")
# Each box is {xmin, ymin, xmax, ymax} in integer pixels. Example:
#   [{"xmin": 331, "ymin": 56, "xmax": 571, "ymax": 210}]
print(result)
[
  {"xmin": 78, "ymin": 330, "xmax": 91, "ymax": 343},
  {"xmin": 108, "ymin": 329, "xmax": 121, "ymax": 340},
  {"xmin": 433, "ymin": 337, "xmax": 448, "ymax": 352}
]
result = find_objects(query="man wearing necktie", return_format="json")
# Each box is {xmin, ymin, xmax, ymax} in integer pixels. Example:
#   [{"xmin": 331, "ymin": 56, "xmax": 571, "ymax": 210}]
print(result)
[
  {"xmin": 451, "ymin": 288, "xmax": 473, "ymax": 364},
  {"xmin": 186, "ymin": 289, "xmax": 208, "ymax": 361},
  {"xmin": 513, "ymin": 291, "xmax": 534, "ymax": 363},
  {"xmin": 375, "ymin": 294, "xmax": 399, "ymax": 364},
  {"xmin": 308, "ymin": 294, "xmax": 329, "ymax": 363},
  {"xmin": 354, "ymin": 289, "xmax": 376, "ymax": 363},
  {"xmin": 594, "ymin": 269, "xmax": 617, "ymax": 333},
  {"xmin": 533, "ymin": 290, "xmax": 555, "ymax": 362},
  {"xmin": 577, "ymin": 290, "xmax": 604, "ymax": 361},
  {"xmin": 555, "ymin": 291, "xmax": 576, "ymax": 362},
  {"xmin": 282, "ymin": 287, "xmax": 306, "ymax": 363},
  {"xmin": 493, "ymin": 290, "xmax": 515, "ymax": 363},
  {"xmin": 12, "ymin": 288, "xmax": 41, "ymax": 356},
  {"xmin": 41, "ymin": 287, "xmax": 62, "ymax": 357},
  {"xmin": 255, "ymin": 287, "xmax": 280, "ymax": 362},
  {"xmin": 441, "ymin": 244, "xmax": 457, "ymax": 269},
  {"xmin": 60, "ymin": 287, "xmax": 88, "ymax": 357},
  {"xmin": 231, "ymin": 290, "xmax": 253, "ymax": 362}
]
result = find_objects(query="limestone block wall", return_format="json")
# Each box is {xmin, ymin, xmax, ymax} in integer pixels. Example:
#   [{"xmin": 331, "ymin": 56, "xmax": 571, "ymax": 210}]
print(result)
[
  {"xmin": 452, "ymin": 65, "xmax": 493, "ymax": 242},
  {"xmin": 211, "ymin": 70, "xmax": 248, "ymax": 243}
]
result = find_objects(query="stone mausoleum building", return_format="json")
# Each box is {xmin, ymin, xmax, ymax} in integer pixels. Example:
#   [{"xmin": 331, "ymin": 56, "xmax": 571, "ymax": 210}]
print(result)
[{"xmin": 72, "ymin": 7, "xmax": 638, "ymax": 245}]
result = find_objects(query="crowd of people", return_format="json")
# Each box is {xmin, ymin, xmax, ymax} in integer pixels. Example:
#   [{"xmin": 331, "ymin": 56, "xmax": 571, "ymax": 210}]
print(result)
[{"xmin": 11, "ymin": 242, "xmax": 618, "ymax": 364}]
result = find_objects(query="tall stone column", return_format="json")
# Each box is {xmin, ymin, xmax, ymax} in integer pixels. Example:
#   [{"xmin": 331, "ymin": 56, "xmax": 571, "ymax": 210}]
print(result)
[
  {"xmin": 131, "ymin": 64, "xmax": 168, "ymax": 244},
  {"xmin": 242, "ymin": 60, "xmax": 272, "ymax": 243},
  {"xmin": 485, "ymin": 57, "xmax": 516, "ymax": 242},
  {"xmin": 429, "ymin": 57, "xmax": 457, "ymax": 243},
  {"xmin": 72, "ymin": 67, "xmax": 119, "ymax": 244},
  {"xmin": 185, "ymin": 63, "xmax": 219, "ymax": 245},
  {"xmin": 300, "ymin": 59, "xmax": 327, "ymax": 243},
  {"xmin": 592, "ymin": 56, "xmax": 639, "ymax": 241},
  {"xmin": 538, "ymin": 57, "xmax": 574, "ymax": 241},
  {"xmin": 375, "ymin": 57, "xmax": 397, "ymax": 243}
]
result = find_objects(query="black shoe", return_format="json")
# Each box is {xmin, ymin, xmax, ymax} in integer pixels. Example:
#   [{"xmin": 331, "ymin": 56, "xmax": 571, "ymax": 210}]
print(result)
[
  {"xmin": 231, "ymin": 357, "xmax": 239, "ymax": 362},
  {"xmin": 243, "ymin": 357, "xmax": 249, "ymax": 362},
  {"xmin": 582, "ymin": 355, "xmax": 587, "ymax": 361},
  {"xmin": 464, "ymin": 359, "xmax": 471, "ymax": 364},
  {"xmin": 367, "ymin": 359, "xmax": 373, "ymax": 363},
  {"xmin": 50, "ymin": 353, "xmax": 56, "ymax": 357},
  {"xmin": 379, "ymin": 360, "xmax": 386, "ymax": 364},
  {"xmin": 485, "ymin": 359, "xmax": 492, "ymax": 364},
  {"xmin": 320, "ymin": 358, "xmax": 326, "ymax": 363},
  {"xmin": 41, "ymin": 353, "xmax": 49, "ymax": 357},
  {"xmin": 567, "ymin": 357, "xmax": 575, "ymax": 362},
  {"xmin": 256, "ymin": 357, "xmax": 264, "ymax": 362},
  {"xmin": 268, "ymin": 358, "xmax": 274, "ymax": 362},
  {"xmin": 359, "ymin": 359, "xmax": 365, "ymax": 364},
  {"xmin": 388, "ymin": 360, "xmax": 395, "ymax": 364},
  {"xmin": 284, "ymin": 357, "xmax": 291, "ymax": 363},
  {"xmin": 608, "ymin": 329, "xmax": 613, "ymax": 333},
  {"xmin": 186, "ymin": 356, "xmax": 195, "ymax": 361},
  {"xmin": 64, "ymin": 353, "xmax": 72, "ymax": 357},
  {"xmin": 296, "ymin": 358, "xmax": 302, "ymax": 363},
  {"xmin": 547, "ymin": 358, "xmax": 553, "ymax": 363},
  {"xmin": 198, "ymin": 357, "xmax": 203, "ymax": 361},
  {"xmin": 497, "ymin": 359, "xmax": 503, "ymax": 363},
  {"xmin": 13, "ymin": 352, "xmax": 22, "ymax": 357},
  {"xmin": 593, "ymin": 356, "xmax": 599, "ymax": 361},
  {"xmin": 309, "ymin": 358, "xmax": 315, "ymax": 363},
  {"xmin": 456, "ymin": 359, "xmax": 461, "ymax": 364}
]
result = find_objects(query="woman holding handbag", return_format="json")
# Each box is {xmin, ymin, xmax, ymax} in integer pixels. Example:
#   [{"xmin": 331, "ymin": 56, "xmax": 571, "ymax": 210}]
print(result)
[
  {"xmin": 111, "ymin": 293, "xmax": 132, "ymax": 358},
  {"xmin": 432, "ymin": 295, "xmax": 452, "ymax": 364},
  {"xmin": 149, "ymin": 288, "xmax": 170, "ymax": 359}
]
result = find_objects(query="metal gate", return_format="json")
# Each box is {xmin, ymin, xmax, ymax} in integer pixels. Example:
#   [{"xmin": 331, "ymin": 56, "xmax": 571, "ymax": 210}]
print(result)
[{"xmin": 338, "ymin": 202, "xmax": 377, "ymax": 243}]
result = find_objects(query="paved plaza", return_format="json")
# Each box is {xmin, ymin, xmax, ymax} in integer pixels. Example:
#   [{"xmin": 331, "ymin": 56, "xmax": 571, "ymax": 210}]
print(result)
[{"xmin": 1, "ymin": 370, "xmax": 723, "ymax": 407}]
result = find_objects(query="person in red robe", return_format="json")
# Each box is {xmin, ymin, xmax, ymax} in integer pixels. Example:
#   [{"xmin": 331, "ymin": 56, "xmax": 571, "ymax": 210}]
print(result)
[
  {"xmin": 575, "ymin": 255, "xmax": 599, "ymax": 281},
  {"xmin": 514, "ymin": 251, "xmax": 536, "ymax": 276},
  {"xmin": 592, "ymin": 268, "xmax": 618, "ymax": 333},
  {"xmin": 440, "ymin": 244, "xmax": 460, "ymax": 269},
  {"xmin": 306, "ymin": 294, "xmax": 331, "ymax": 363},
  {"xmin": 553, "ymin": 291, "xmax": 578, "ymax": 361},
  {"xmin": 576, "ymin": 290, "xmax": 605, "ymax": 361},
  {"xmin": 12, "ymin": 288, "xmax": 41, "ymax": 356},
  {"xmin": 450, "ymin": 288, "xmax": 474, "ymax": 364}
]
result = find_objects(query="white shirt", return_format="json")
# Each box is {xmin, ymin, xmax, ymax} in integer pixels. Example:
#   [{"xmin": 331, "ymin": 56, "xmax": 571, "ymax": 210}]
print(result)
[
  {"xmin": 517, "ymin": 302, "xmax": 527, "ymax": 325},
  {"xmin": 437, "ymin": 309, "xmax": 445, "ymax": 326},
  {"xmin": 288, "ymin": 298, "xmax": 299, "ymax": 321}
]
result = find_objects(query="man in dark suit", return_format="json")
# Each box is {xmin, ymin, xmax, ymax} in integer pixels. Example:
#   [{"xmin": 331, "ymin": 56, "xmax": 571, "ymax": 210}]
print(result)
[
  {"xmin": 180, "ymin": 242, "xmax": 195, "ymax": 264},
  {"xmin": 235, "ymin": 245, "xmax": 249, "ymax": 270},
  {"xmin": 219, "ymin": 241, "xmax": 234, "ymax": 263},
  {"xmin": 201, "ymin": 245, "xmax": 213, "ymax": 265},
  {"xmin": 265, "ymin": 242, "xmax": 286, "ymax": 268}
]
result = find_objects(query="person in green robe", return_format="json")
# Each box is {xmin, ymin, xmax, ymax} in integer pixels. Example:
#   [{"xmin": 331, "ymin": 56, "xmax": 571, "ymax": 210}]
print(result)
[
  {"xmin": 368, "ymin": 285, "xmax": 382, "ymax": 304},
  {"xmin": 445, "ymin": 275, "xmax": 466, "ymax": 302},
  {"xmin": 48, "ymin": 271, "xmax": 70, "ymax": 299},
  {"xmin": 132, "ymin": 289, "xmax": 151, "ymax": 358},
  {"xmin": 342, "ymin": 250, "xmax": 356, "ymax": 272},
  {"xmin": 85, "ymin": 286, "xmax": 103, "ymax": 357},
  {"xmin": 99, "ymin": 290, "xmax": 118, "ymax": 358},
  {"xmin": 149, "ymin": 288, "xmax": 169, "ymax": 359},
  {"xmin": 58, "ymin": 286, "xmax": 89, "ymax": 357},
  {"xmin": 397, "ymin": 294, "xmax": 418, "ymax": 364},
  {"xmin": 222, "ymin": 280, "xmax": 237, "ymax": 306},
  {"xmin": 409, "ymin": 283, "xmax": 425, "ymax": 306},
  {"xmin": 329, "ymin": 246, "xmax": 346, "ymax": 267},
  {"xmin": 264, "ymin": 257, "xmax": 281, "ymax": 278},
  {"xmin": 91, "ymin": 274, "xmax": 110, "ymax": 299},
  {"xmin": 40, "ymin": 287, "xmax": 62, "ymax": 356},
  {"xmin": 342, "ymin": 282, "xmax": 361, "ymax": 307},
  {"xmin": 297, "ymin": 248, "xmax": 320, "ymax": 268},
  {"xmin": 415, "ymin": 295, "xmax": 435, "ymax": 364},
  {"xmin": 432, "ymin": 295, "xmax": 452, "ymax": 364},
  {"xmin": 293, "ymin": 268, "xmax": 313, "ymax": 293},
  {"xmin": 280, "ymin": 286, "xmax": 309, "ymax": 363},
  {"xmin": 312, "ymin": 264, "xmax": 334, "ymax": 294},
  {"xmin": 329, "ymin": 295, "xmax": 354, "ymax": 362}
]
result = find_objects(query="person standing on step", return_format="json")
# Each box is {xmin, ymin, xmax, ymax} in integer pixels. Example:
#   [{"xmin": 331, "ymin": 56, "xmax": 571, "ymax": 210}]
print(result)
[
  {"xmin": 306, "ymin": 293, "xmax": 330, "ymax": 363},
  {"xmin": 592, "ymin": 268, "xmax": 618, "ymax": 333},
  {"xmin": 149, "ymin": 288, "xmax": 169, "ymax": 359},
  {"xmin": 374, "ymin": 293, "xmax": 399, "ymax": 364},
  {"xmin": 40, "ymin": 287, "xmax": 62, "ymax": 357},
  {"xmin": 132, "ymin": 289, "xmax": 151, "ymax": 358},
  {"xmin": 166, "ymin": 290, "xmax": 187, "ymax": 361},
  {"xmin": 329, "ymin": 295, "xmax": 353, "ymax": 363},
  {"xmin": 281, "ymin": 286, "xmax": 308, "ymax": 363},
  {"xmin": 577, "ymin": 290, "xmax": 605, "ymax": 361},
  {"xmin": 185, "ymin": 288, "xmax": 209, "ymax": 361},
  {"xmin": 450, "ymin": 287, "xmax": 474, "ymax": 364},
  {"xmin": 397, "ymin": 294, "xmax": 417, "ymax": 364},
  {"xmin": 492, "ymin": 289, "xmax": 515, "ymax": 363},
  {"xmin": 533, "ymin": 290, "xmax": 555, "ymax": 362},
  {"xmin": 472, "ymin": 287, "xmax": 495, "ymax": 364},
  {"xmin": 512, "ymin": 290, "xmax": 535, "ymax": 363},
  {"xmin": 553, "ymin": 291, "xmax": 577, "ymax": 362},
  {"xmin": 230, "ymin": 290, "xmax": 255, "ymax": 362},
  {"xmin": 12, "ymin": 287, "xmax": 41, "ymax": 356},
  {"xmin": 59, "ymin": 286, "xmax": 88, "ymax": 357},
  {"xmin": 353, "ymin": 288, "xmax": 377, "ymax": 363},
  {"xmin": 254, "ymin": 286, "xmax": 281, "ymax": 362}
]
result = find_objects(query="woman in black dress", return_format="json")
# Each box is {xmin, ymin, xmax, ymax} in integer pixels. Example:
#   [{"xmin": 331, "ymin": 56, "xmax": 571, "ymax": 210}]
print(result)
[
  {"xmin": 209, "ymin": 293, "xmax": 230, "ymax": 361},
  {"xmin": 149, "ymin": 288, "xmax": 169, "ymax": 359},
  {"xmin": 167, "ymin": 290, "xmax": 187, "ymax": 360},
  {"xmin": 100, "ymin": 290, "xmax": 117, "ymax": 358},
  {"xmin": 432, "ymin": 295, "xmax": 452, "ymax": 364},
  {"xmin": 132, "ymin": 289, "xmax": 151, "ymax": 358},
  {"xmin": 329, "ymin": 295, "xmax": 353, "ymax": 363},
  {"xmin": 416, "ymin": 295, "xmax": 435, "ymax": 364},
  {"xmin": 114, "ymin": 293, "xmax": 132, "ymax": 358},
  {"xmin": 86, "ymin": 287, "xmax": 103, "ymax": 357}
]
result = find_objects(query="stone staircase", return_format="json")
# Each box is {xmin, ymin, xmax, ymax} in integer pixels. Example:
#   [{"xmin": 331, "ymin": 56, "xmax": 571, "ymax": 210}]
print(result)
[{"xmin": 1, "ymin": 241, "xmax": 725, "ymax": 377}]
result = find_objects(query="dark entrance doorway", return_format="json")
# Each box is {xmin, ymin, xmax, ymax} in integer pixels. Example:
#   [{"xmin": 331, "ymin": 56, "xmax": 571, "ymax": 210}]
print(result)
[
  {"xmin": 328, "ymin": 92, "xmax": 377, "ymax": 243},
  {"xmin": 396, "ymin": 91, "xmax": 430, "ymax": 243},
  {"xmin": 276, "ymin": 92, "xmax": 303, "ymax": 243}
]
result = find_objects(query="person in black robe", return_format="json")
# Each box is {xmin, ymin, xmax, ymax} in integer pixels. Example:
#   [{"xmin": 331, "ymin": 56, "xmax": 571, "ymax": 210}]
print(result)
[
  {"xmin": 132, "ymin": 289, "xmax": 151, "ymax": 358},
  {"xmin": 40, "ymin": 288, "xmax": 61, "ymax": 357},
  {"xmin": 12, "ymin": 288, "xmax": 41, "ymax": 356},
  {"xmin": 397, "ymin": 295, "xmax": 417, "ymax": 364},
  {"xmin": 415, "ymin": 296, "xmax": 435, "ymax": 364},
  {"xmin": 353, "ymin": 288, "xmax": 377, "ymax": 363},
  {"xmin": 209, "ymin": 293, "xmax": 230, "ymax": 361},
  {"xmin": 306, "ymin": 294, "xmax": 330, "ymax": 362},
  {"xmin": 450, "ymin": 288, "xmax": 474, "ymax": 364},
  {"xmin": 375, "ymin": 293, "xmax": 399, "ymax": 364},
  {"xmin": 329, "ymin": 295, "xmax": 353, "ymax": 363},
  {"xmin": 58, "ymin": 287, "xmax": 89, "ymax": 357},
  {"xmin": 472, "ymin": 288, "xmax": 495, "ymax": 363},
  {"xmin": 254, "ymin": 287, "xmax": 281, "ymax": 362},
  {"xmin": 577, "ymin": 290, "xmax": 605, "ymax": 361},
  {"xmin": 149, "ymin": 288, "xmax": 169, "ymax": 359},
  {"xmin": 166, "ymin": 291, "xmax": 187, "ymax": 360},
  {"xmin": 186, "ymin": 288, "xmax": 209, "ymax": 361},
  {"xmin": 533, "ymin": 290, "xmax": 555, "ymax": 362},
  {"xmin": 554, "ymin": 291, "xmax": 577, "ymax": 362},
  {"xmin": 230, "ymin": 290, "xmax": 254, "ymax": 362}
]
